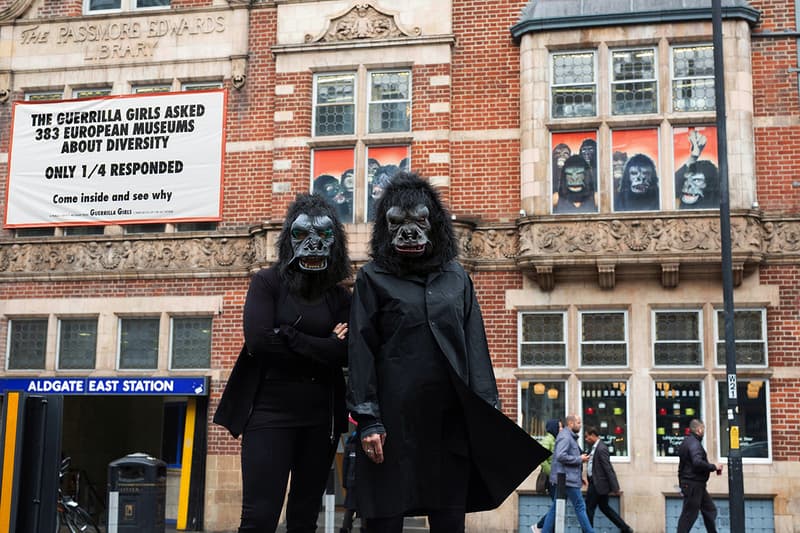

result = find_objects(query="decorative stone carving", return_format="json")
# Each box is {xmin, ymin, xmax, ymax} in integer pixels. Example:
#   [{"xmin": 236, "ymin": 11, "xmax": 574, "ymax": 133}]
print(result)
[
  {"xmin": 661, "ymin": 263, "xmax": 679, "ymax": 289},
  {"xmin": 306, "ymin": 3, "xmax": 421, "ymax": 43},
  {"xmin": 0, "ymin": 0, "xmax": 35, "ymax": 22},
  {"xmin": 535, "ymin": 265, "xmax": 554, "ymax": 292},
  {"xmin": 467, "ymin": 228, "xmax": 518, "ymax": 260},
  {"xmin": 231, "ymin": 57, "xmax": 247, "ymax": 90},
  {"xmin": 597, "ymin": 264, "xmax": 615, "ymax": 290}
]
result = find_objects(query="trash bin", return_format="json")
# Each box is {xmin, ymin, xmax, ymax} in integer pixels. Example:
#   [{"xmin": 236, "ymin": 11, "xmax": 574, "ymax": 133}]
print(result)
[{"xmin": 107, "ymin": 452, "xmax": 167, "ymax": 533}]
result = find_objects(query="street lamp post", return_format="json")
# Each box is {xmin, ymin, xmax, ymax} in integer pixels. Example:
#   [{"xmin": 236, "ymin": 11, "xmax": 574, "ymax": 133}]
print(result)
[{"xmin": 711, "ymin": 0, "xmax": 746, "ymax": 530}]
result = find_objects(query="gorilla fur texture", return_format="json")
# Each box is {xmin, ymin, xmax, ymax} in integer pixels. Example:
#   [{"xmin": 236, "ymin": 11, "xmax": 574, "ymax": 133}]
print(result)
[
  {"xmin": 277, "ymin": 193, "xmax": 351, "ymax": 298},
  {"xmin": 370, "ymin": 172, "xmax": 457, "ymax": 276}
]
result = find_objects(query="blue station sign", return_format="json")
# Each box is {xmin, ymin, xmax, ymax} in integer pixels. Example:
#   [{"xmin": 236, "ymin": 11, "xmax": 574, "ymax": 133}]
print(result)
[{"xmin": 0, "ymin": 376, "xmax": 208, "ymax": 396}]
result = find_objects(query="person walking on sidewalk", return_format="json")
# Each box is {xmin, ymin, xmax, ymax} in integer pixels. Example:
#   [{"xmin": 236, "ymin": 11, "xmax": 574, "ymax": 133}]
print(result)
[
  {"xmin": 677, "ymin": 419, "xmax": 723, "ymax": 533},
  {"xmin": 584, "ymin": 427, "xmax": 633, "ymax": 533},
  {"xmin": 531, "ymin": 418, "xmax": 561, "ymax": 533},
  {"xmin": 541, "ymin": 414, "xmax": 595, "ymax": 533}
]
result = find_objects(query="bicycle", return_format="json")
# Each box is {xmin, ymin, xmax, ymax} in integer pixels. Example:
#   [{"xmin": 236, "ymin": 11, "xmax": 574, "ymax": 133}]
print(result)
[{"xmin": 57, "ymin": 457, "xmax": 100, "ymax": 533}]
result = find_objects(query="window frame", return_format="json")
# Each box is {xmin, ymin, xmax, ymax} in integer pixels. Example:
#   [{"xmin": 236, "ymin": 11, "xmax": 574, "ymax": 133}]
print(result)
[
  {"xmin": 84, "ymin": 0, "xmax": 169, "ymax": 14},
  {"xmin": 580, "ymin": 380, "xmax": 631, "ymax": 460},
  {"xmin": 713, "ymin": 307, "xmax": 768, "ymax": 368},
  {"xmin": 367, "ymin": 69, "xmax": 413, "ymax": 134},
  {"xmin": 117, "ymin": 316, "xmax": 161, "ymax": 370},
  {"xmin": 312, "ymin": 71, "xmax": 357, "ymax": 138},
  {"xmin": 169, "ymin": 315, "xmax": 213, "ymax": 370},
  {"xmin": 56, "ymin": 316, "xmax": 99, "ymax": 371},
  {"xmin": 653, "ymin": 379, "xmax": 705, "ymax": 462},
  {"xmin": 716, "ymin": 378, "xmax": 771, "ymax": 463},
  {"xmin": 518, "ymin": 380, "xmax": 567, "ymax": 441},
  {"xmin": 578, "ymin": 309, "xmax": 629, "ymax": 367},
  {"xmin": 6, "ymin": 317, "xmax": 48, "ymax": 371},
  {"xmin": 670, "ymin": 43, "xmax": 715, "ymax": 113},
  {"xmin": 609, "ymin": 46, "xmax": 658, "ymax": 116},
  {"xmin": 652, "ymin": 309, "xmax": 704, "ymax": 367},
  {"xmin": 518, "ymin": 310, "xmax": 568, "ymax": 368},
  {"xmin": 550, "ymin": 49, "xmax": 598, "ymax": 119}
]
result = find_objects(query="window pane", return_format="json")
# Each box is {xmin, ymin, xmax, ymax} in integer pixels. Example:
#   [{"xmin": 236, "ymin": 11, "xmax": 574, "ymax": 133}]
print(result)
[
  {"xmin": 119, "ymin": 318, "xmax": 159, "ymax": 369},
  {"xmin": 655, "ymin": 381, "xmax": 702, "ymax": 457},
  {"xmin": 137, "ymin": 0, "xmax": 169, "ymax": 7},
  {"xmin": 124, "ymin": 224, "xmax": 166, "ymax": 234},
  {"xmin": 58, "ymin": 319, "xmax": 97, "ymax": 369},
  {"xmin": 581, "ymin": 312, "xmax": 626, "ymax": 366},
  {"xmin": 673, "ymin": 45, "xmax": 715, "ymax": 112},
  {"xmin": 89, "ymin": 0, "xmax": 120, "ymax": 10},
  {"xmin": 365, "ymin": 146, "xmax": 409, "ymax": 222},
  {"xmin": 654, "ymin": 312, "xmax": 702, "ymax": 365},
  {"xmin": 64, "ymin": 226, "xmax": 105, "ymax": 236},
  {"xmin": 611, "ymin": 49, "xmax": 657, "ymax": 115},
  {"xmin": 368, "ymin": 71, "xmax": 411, "ymax": 133},
  {"xmin": 718, "ymin": 380, "xmax": 769, "ymax": 459},
  {"xmin": 315, "ymin": 74, "xmax": 355, "ymax": 136},
  {"xmin": 26, "ymin": 92, "xmax": 63, "ymax": 102},
  {"xmin": 520, "ymin": 381, "xmax": 565, "ymax": 438},
  {"xmin": 552, "ymin": 52, "xmax": 596, "ymax": 118},
  {"xmin": 182, "ymin": 82, "xmax": 223, "ymax": 91},
  {"xmin": 16, "ymin": 228, "xmax": 55, "ymax": 237},
  {"xmin": 8, "ymin": 319, "xmax": 47, "ymax": 370},
  {"xmin": 521, "ymin": 313, "xmax": 566, "ymax": 366},
  {"xmin": 176, "ymin": 222, "xmax": 217, "ymax": 232},
  {"xmin": 312, "ymin": 148, "xmax": 355, "ymax": 224},
  {"xmin": 715, "ymin": 310, "xmax": 766, "ymax": 365},
  {"xmin": 74, "ymin": 88, "xmax": 112, "ymax": 99},
  {"xmin": 171, "ymin": 317, "xmax": 212, "ymax": 369},
  {"xmin": 133, "ymin": 85, "xmax": 171, "ymax": 94},
  {"xmin": 582, "ymin": 381, "xmax": 629, "ymax": 457}
]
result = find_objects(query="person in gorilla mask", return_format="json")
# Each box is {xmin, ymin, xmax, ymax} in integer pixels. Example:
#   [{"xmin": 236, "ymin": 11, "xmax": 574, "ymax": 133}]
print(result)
[
  {"xmin": 214, "ymin": 194, "xmax": 352, "ymax": 533},
  {"xmin": 347, "ymin": 172, "xmax": 548, "ymax": 533}
]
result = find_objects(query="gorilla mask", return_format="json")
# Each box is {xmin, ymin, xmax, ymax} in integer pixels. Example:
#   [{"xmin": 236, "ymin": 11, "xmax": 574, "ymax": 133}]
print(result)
[
  {"xmin": 386, "ymin": 204, "xmax": 431, "ymax": 256},
  {"xmin": 370, "ymin": 172, "xmax": 457, "ymax": 276},
  {"xmin": 628, "ymin": 164, "xmax": 654, "ymax": 195},
  {"xmin": 278, "ymin": 194, "xmax": 351, "ymax": 297},
  {"xmin": 290, "ymin": 213, "xmax": 335, "ymax": 271}
]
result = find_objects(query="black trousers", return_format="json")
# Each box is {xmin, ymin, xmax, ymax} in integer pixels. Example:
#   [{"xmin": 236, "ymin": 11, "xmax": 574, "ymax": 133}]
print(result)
[
  {"xmin": 585, "ymin": 479, "xmax": 631, "ymax": 531},
  {"xmin": 239, "ymin": 425, "xmax": 336, "ymax": 533},
  {"xmin": 366, "ymin": 510, "xmax": 465, "ymax": 533},
  {"xmin": 676, "ymin": 479, "xmax": 718, "ymax": 533}
]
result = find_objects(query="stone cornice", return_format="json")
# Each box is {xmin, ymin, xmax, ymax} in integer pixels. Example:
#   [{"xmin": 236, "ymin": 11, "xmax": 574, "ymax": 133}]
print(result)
[{"xmin": 0, "ymin": 213, "xmax": 798, "ymax": 287}]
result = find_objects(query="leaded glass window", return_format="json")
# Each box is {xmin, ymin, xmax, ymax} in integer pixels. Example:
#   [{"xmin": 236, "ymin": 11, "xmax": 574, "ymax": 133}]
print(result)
[
  {"xmin": 58, "ymin": 318, "xmax": 97, "ymax": 370},
  {"xmin": 133, "ymin": 84, "xmax": 172, "ymax": 94},
  {"xmin": 368, "ymin": 70, "xmax": 411, "ymax": 133},
  {"xmin": 26, "ymin": 91, "xmax": 63, "ymax": 102},
  {"xmin": 171, "ymin": 316, "xmax": 212, "ymax": 369},
  {"xmin": 519, "ymin": 312, "xmax": 566, "ymax": 366},
  {"xmin": 74, "ymin": 88, "xmax": 112, "ymax": 99},
  {"xmin": 551, "ymin": 51, "xmax": 596, "ymax": 118},
  {"xmin": 653, "ymin": 310, "xmax": 703, "ymax": 366},
  {"xmin": 580, "ymin": 311, "xmax": 627, "ymax": 366},
  {"xmin": 611, "ymin": 48, "xmax": 657, "ymax": 115},
  {"xmin": 672, "ymin": 45, "xmax": 715, "ymax": 112},
  {"xmin": 715, "ymin": 309, "xmax": 767, "ymax": 366},
  {"xmin": 119, "ymin": 318, "xmax": 159, "ymax": 369},
  {"xmin": 7, "ymin": 319, "xmax": 47, "ymax": 370},
  {"xmin": 314, "ymin": 73, "xmax": 355, "ymax": 136}
]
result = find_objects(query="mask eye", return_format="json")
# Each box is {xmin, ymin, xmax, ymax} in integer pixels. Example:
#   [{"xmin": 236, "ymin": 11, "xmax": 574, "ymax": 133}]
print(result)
[
  {"xmin": 291, "ymin": 229, "xmax": 308, "ymax": 240},
  {"xmin": 321, "ymin": 228, "xmax": 334, "ymax": 239}
]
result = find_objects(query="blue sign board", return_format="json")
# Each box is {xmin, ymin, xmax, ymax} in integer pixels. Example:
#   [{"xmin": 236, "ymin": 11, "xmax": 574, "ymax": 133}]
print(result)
[{"xmin": 0, "ymin": 377, "xmax": 208, "ymax": 396}]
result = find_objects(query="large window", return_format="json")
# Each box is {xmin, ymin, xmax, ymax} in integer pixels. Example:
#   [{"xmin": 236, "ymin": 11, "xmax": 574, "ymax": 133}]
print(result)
[
  {"xmin": 118, "ymin": 318, "xmax": 160, "ymax": 369},
  {"xmin": 519, "ymin": 312, "xmax": 566, "ymax": 367},
  {"xmin": 57, "ymin": 318, "xmax": 98, "ymax": 370},
  {"xmin": 580, "ymin": 311, "xmax": 628, "ymax": 366},
  {"xmin": 655, "ymin": 380, "xmax": 703, "ymax": 458},
  {"xmin": 520, "ymin": 381, "xmax": 566, "ymax": 439},
  {"xmin": 170, "ymin": 316, "xmax": 212, "ymax": 369},
  {"xmin": 717, "ymin": 379, "xmax": 769, "ymax": 460},
  {"xmin": 7, "ymin": 319, "xmax": 48, "ymax": 370},
  {"xmin": 653, "ymin": 310, "xmax": 703, "ymax": 366},
  {"xmin": 312, "ymin": 68, "xmax": 412, "ymax": 222},
  {"xmin": 714, "ymin": 308, "xmax": 767, "ymax": 366},
  {"xmin": 549, "ymin": 42, "xmax": 717, "ymax": 214},
  {"xmin": 582, "ymin": 381, "xmax": 629, "ymax": 457}
]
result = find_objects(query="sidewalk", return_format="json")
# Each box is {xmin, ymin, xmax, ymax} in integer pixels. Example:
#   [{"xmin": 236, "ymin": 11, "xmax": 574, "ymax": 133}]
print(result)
[{"xmin": 165, "ymin": 511, "xmax": 429, "ymax": 532}]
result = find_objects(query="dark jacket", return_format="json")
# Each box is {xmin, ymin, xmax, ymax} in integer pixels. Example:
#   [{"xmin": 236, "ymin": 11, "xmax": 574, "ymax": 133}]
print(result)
[
  {"xmin": 213, "ymin": 266, "xmax": 350, "ymax": 438},
  {"xmin": 347, "ymin": 260, "xmax": 548, "ymax": 517},
  {"xmin": 588, "ymin": 440, "xmax": 619, "ymax": 495},
  {"xmin": 678, "ymin": 432, "xmax": 717, "ymax": 483}
]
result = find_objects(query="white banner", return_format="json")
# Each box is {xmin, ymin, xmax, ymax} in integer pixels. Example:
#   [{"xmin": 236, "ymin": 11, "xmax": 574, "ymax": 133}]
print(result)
[{"xmin": 5, "ymin": 90, "xmax": 226, "ymax": 227}]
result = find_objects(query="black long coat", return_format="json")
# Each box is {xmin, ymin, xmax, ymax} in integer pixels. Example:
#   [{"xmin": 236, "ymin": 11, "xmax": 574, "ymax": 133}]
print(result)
[{"xmin": 347, "ymin": 260, "xmax": 549, "ymax": 518}]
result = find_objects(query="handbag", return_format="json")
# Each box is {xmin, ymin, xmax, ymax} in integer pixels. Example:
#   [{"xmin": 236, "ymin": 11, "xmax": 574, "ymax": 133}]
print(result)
[{"xmin": 535, "ymin": 470, "xmax": 549, "ymax": 494}]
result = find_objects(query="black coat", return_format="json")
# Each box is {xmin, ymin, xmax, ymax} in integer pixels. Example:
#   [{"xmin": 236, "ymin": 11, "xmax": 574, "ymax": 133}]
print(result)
[
  {"xmin": 213, "ymin": 266, "xmax": 350, "ymax": 438},
  {"xmin": 589, "ymin": 440, "xmax": 619, "ymax": 495},
  {"xmin": 347, "ymin": 260, "xmax": 549, "ymax": 517},
  {"xmin": 678, "ymin": 432, "xmax": 717, "ymax": 483}
]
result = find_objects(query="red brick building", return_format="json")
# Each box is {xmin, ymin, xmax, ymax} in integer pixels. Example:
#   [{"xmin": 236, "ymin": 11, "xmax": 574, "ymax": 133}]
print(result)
[{"xmin": 0, "ymin": 0, "xmax": 797, "ymax": 531}]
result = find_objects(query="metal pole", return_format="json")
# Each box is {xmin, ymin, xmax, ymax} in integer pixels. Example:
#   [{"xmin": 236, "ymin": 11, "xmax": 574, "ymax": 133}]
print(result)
[
  {"xmin": 711, "ymin": 1, "xmax": 745, "ymax": 531},
  {"xmin": 554, "ymin": 473, "xmax": 566, "ymax": 533}
]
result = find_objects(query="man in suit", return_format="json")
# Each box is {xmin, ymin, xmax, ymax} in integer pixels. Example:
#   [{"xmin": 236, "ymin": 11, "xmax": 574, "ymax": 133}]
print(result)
[{"xmin": 584, "ymin": 427, "xmax": 634, "ymax": 533}]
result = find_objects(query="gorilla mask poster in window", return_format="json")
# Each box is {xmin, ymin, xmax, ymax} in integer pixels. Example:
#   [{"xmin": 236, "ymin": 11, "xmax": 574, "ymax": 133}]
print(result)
[
  {"xmin": 673, "ymin": 126, "xmax": 719, "ymax": 210},
  {"xmin": 312, "ymin": 148, "xmax": 355, "ymax": 224},
  {"xmin": 551, "ymin": 131, "xmax": 598, "ymax": 214},
  {"xmin": 611, "ymin": 128, "xmax": 660, "ymax": 212}
]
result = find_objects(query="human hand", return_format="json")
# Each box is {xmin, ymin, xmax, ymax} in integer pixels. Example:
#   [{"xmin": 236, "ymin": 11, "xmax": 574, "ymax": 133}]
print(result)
[
  {"xmin": 362, "ymin": 432, "xmax": 386, "ymax": 464},
  {"xmin": 689, "ymin": 129, "xmax": 707, "ymax": 158},
  {"xmin": 332, "ymin": 322, "xmax": 348, "ymax": 340},
  {"xmin": 715, "ymin": 463, "xmax": 723, "ymax": 475},
  {"xmin": 581, "ymin": 453, "xmax": 590, "ymax": 463}
]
